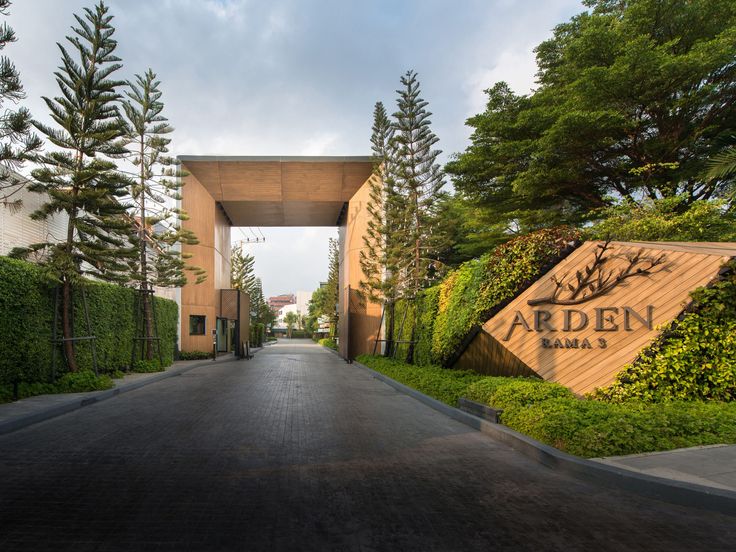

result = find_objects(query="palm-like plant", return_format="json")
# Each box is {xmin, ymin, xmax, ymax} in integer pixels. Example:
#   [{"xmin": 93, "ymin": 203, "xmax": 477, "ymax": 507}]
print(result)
[{"xmin": 706, "ymin": 133, "xmax": 736, "ymax": 182}]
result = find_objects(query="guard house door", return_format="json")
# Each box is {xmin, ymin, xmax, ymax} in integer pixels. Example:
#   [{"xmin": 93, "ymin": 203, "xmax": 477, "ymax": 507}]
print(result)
[
  {"xmin": 216, "ymin": 318, "xmax": 228, "ymax": 352},
  {"xmin": 220, "ymin": 289, "xmax": 249, "ymax": 357}
]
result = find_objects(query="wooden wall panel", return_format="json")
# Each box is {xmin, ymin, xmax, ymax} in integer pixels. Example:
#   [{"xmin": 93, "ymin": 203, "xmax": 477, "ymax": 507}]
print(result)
[
  {"xmin": 474, "ymin": 241, "xmax": 736, "ymax": 394},
  {"xmin": 454, "ymin": 330, "xmax": 538, "ymax": 378},
  {"xmin": 342, "ymin": 164, "xmax": 374, "ymax": 201},
  {"xmin": 179, "ymin": 157, "xmax": 375, "ymax": 354},
  {"xmin": 180, "ymin": 172, "xmax": 216, "ymax": 353},
  {"xmin": 343, "ymin": 175, "xmax": 382, "ymax": 359}
]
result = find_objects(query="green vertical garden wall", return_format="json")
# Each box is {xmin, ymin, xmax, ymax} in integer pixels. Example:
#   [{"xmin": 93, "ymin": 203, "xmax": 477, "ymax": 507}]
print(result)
[{"xmin": 0, "ymin": 256, "xmax": 179, "ymax": 386}]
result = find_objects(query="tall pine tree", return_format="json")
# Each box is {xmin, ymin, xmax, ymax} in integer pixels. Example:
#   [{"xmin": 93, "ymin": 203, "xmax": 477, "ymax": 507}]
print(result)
[
  {"xmin": 0, "ymin": 0, "xmax": 42, "ymax": 210},
  {"xmin": 11, "ymin": 2, "xmax": 132, "ymax": 371},
  {"xmin": 121, "ymin": 69, "xmax": 203, "ymax": 360},
  {"xmin": 359, "ymin": 101, "xmax": 403, "ymax": 356},
  {"xmin": 231, "ymin": 247, "xmax": 257, "ymax": 293},
  {"xmin": 391, "ymin": 71, "xmax": 445, "ymax": 301}
]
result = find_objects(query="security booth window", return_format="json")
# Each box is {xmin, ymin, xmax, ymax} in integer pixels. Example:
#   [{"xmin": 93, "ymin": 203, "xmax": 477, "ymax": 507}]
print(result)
[{"xmin": 189, "ymin": 315, "xmax": 206, "ymax": 335}]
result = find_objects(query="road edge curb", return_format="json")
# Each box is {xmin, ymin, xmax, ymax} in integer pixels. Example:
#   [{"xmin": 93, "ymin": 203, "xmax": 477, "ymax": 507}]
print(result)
[
  {"xmin": 0, "ymin": 358, "xmax": 225, "ymax": 436},
  {"xmin": 352, "ymin": 359, "xmax": 736, "ymax": 516}
]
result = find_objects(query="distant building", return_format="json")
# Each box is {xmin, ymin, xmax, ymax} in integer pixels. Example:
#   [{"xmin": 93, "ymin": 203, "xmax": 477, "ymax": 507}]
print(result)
[
  {"xmin": 295, "ymin": 290, "xmax": 312, "ymax": 315},
  {"xmin": 268, "ymin": 293, "xmax": 295, "ymax": 314}
]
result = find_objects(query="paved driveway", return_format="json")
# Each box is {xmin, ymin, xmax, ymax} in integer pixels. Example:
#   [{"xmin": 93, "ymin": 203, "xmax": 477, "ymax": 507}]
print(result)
[{"xmin": 0, "ymin": 339, "xmax": 733, "ymax": 551}]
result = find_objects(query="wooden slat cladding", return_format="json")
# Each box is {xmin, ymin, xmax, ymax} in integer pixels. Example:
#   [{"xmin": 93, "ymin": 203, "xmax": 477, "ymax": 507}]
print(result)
[
  {"xmin": 466, "ymin": 241, "xmax": 736, "ymax": 394},
  {"xmin": 454, "ymin": 330, "xmax": 537, "ymax": 378},
  {"xmin": 282, "ymin": 162, "xmax": 343, "ymax": 201},
  {"xmin": 219, "ymin": 162, "xmax": 282, "ymax": 201}
]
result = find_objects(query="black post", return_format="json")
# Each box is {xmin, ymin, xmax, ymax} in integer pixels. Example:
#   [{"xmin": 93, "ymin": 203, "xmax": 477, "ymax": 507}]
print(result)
[
  {"xmin": 235, "ymin": 291, "xmax": 241, "ymax": 359},
  {"xmin": 212, "ymin": 328, "xmax": 217, "ymax": 361},
  {"xmin": 51, "ymin": 286, "xmax": 59, "ymax": 382}
]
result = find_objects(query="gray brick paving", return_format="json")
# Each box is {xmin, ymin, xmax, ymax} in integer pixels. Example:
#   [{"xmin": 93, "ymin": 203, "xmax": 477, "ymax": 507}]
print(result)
[{"xmin": 0, "ymin": 339, "xmax": 733, "ymax": 551}]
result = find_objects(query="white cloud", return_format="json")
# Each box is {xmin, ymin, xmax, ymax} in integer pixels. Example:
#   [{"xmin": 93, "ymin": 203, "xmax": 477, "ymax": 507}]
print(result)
[
  {"xmin": 204, "ymin": 0, "xmax": 249, "ymax": 23},
  {"xmin": 299, "ymin": 132, "xmax": 341, "ymax": 156},
  {"xmin": 7, "ymin": 0, "xmax": 585, "ymax": 294},
  {"xmin": 464, "ymin": 45, "xmax": 539, "ymax": 116}
]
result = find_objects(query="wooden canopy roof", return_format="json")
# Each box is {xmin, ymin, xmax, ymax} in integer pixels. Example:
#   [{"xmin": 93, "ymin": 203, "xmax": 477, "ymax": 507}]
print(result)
[{"xmin": 179, "ymin": 156, "xmax": 373, "ymax": 227}]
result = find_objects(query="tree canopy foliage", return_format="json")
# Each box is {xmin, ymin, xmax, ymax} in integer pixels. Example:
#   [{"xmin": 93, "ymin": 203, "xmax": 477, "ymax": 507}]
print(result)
[
  {"xmin": 447, "ymin": 0, "xmax": 736, "ymax": 245},
  {"xmin": 0, "ymin": 0, "xmax": 42, "ymax": 210}
]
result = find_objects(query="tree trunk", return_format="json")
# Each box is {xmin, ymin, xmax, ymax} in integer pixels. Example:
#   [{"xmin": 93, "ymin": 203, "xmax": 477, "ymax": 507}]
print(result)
[
  {"xmin": 406, "ymin": 304, "xmax": 418, "ymax": 365},
  {"xmin": 384, "ymin": 300, "xmax": 395, "ymax": 357},
  {"xmin": 62, "ymin": 279, "xmax": 77, "ymax": 371},
  {"xmin": 139, "ymin": 137, "xmax": 154, "ymax": 361}
]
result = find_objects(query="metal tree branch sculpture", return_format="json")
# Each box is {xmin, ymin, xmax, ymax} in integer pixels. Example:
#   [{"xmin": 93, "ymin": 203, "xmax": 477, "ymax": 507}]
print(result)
[{"xmin": 527, "ymin": 242, "xmax": 667, "ymax": 306}]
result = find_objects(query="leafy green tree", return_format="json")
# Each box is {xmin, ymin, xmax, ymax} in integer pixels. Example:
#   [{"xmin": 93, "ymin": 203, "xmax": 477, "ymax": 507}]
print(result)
[
  {"xmin": 283, "ymin": 311, "xmax": 298, "ymax": 338},
  {"xmin": 121, "ymin": 69, "xmax": 203, "ymax": 359},
  {"xmin": 587, "ymin": 196, "xmax": 736, "ymax": 242},
  {"xmin": 309, "ymin": 239, "xmax": 340, "ymax": 337},
  {"xmin": 706, "ymin": 133, "xmax": 736, "ymax": 184},
  {"xmin": 447, "ymin": 0, "xmax": 736, "ymax": 240},
  {"xmin": 0, "ymin": 0, "xmax": 42, "ymax": 211},
  {"xmin": 324, "ymin": 237, "xmax": 340, "ymax": 335},
  {"xmin": 11, "ymin": 2, "xmax": 132, "ymax": 371}
]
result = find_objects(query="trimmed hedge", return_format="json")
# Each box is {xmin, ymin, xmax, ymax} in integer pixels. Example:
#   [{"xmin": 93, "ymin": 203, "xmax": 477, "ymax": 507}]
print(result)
[
  {"xmin": 357, "ymin": 355, "xmax": 486, "ymax": 406},
  {"xmin": 0, "ymin": 369, "xmax": 114, "ymax": 403},
  {"xmin": 250, "ymin": 323, "xmax": 265, "ymax": 347},
  {"xmin": 592, "ymin": 262, "xmax": 736, "ymax": 403},
  {"xmin": 319, "ymin": 337, "xmax": 338, "ymax": 350},
  {"xmin": 358, "ymin": 355, "xmax": 736, "ymax": 458},
  {"xmin": 465, "ymin": 378, "xmax": 574, "ymax": 410},
  {"xmin": 503, "ymin": 399, "xmax": 736, "ymax": 458},
  {"xmin": 178, "ymin": 350, "xmax": 211, "ymax": 361},
  {"xmin": 0, "ymin": 256, "xmax": 178, "ymax": 386}
]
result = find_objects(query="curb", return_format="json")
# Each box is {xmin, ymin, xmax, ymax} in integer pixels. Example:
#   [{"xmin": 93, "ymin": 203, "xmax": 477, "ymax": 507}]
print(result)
[
  {"xmin": 352, "ymin": 360, "xmax": 736, "ymax": 516},
  {"xmin": 0, "ymin": 357, "xmax": 235, "ymax": 436},
  {"xmin": 320, "ymin": 344, "xmax": 343, "ymax": 358}
]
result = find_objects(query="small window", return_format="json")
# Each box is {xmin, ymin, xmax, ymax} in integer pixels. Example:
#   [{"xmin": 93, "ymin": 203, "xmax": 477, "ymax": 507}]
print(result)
[{"xmin": 189, "ymin": 315, "xmax": 206, "ymax": 335}]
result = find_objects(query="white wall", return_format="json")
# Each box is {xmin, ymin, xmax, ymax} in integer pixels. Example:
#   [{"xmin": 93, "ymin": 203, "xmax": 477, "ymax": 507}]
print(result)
[
  {"xmin": 0, "ymin": 171, "xmax": 68, "ymax": 256},
  {"xmin": 295, "ymin": 290, "xmax": 312, "ymax": 315}
]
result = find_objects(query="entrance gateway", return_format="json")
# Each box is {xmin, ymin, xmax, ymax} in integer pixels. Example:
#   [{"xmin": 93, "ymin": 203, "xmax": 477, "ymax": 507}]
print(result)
[{"xmin": 177, "ymin": 156, "xmax": 381, "ymax": 360}]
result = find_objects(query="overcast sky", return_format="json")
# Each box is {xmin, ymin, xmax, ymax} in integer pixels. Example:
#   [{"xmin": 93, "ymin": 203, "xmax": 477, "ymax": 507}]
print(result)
[{"xmin": 9, "ymin": 0, "xmax": 584, "ymax": 298}]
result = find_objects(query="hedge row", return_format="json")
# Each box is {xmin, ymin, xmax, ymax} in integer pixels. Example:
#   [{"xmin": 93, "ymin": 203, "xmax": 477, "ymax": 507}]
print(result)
[
  {"xmin": 250, "ymin": 323, "xmax": 265, "ymax": 347},
  {"xmin": 357, "ymin": 355, "xmax": 486, "ymax": 406},
  {"xmin": 389, "ymin": 227, "xmax": 581, "ymax": 366},
  {"xmin": 0, "ymin": 256, "xmax": 179, "ymax": 386},
  {"xmin": 357, "ymin": 355, "xmax": 736, "ymax": 458},
  {"xmin": 319, "ymin": 337, "xmax": 338, "ymax": 351}
]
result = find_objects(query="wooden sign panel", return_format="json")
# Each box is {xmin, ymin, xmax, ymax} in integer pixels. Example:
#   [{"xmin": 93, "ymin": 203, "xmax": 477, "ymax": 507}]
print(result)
[{"xmin": 464, "ymin": 241, "xmax": 736, "ymax": 394}]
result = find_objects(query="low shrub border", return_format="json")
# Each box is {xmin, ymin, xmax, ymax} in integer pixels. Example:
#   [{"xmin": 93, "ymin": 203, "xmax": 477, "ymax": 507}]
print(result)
[
  {"xmin": 319, "ymin": 337, "xmax": 338, "ymax": 351},
  {"xmin": 178, "ymin": 350, "xmax": 212, "ymax": 361},
  {"xmin": 0, "ymin": 370, "xmax": 113, "ymax": 404},
  {"xmin": 356, "ymin": 355, "xmax": 736, "ymax": 459}
]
